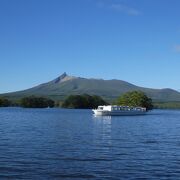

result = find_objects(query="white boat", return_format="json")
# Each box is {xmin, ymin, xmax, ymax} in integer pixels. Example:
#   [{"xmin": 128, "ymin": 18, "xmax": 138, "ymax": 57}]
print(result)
[{"xmin": 92, "ymin": 105, "xmax": 147, "ymax": 116}]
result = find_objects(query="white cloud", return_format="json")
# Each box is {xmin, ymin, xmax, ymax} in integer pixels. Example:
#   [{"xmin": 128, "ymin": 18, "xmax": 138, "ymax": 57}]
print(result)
[
  {"xmin": 111, "ymin": 3, "xmax": 141, "ymax": 16},
  {"xmin": 95, "ymin": 0, "xmax": 141, "ymax": 16}
]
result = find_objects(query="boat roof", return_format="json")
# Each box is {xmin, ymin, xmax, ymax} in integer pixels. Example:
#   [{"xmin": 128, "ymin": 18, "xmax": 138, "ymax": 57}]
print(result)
[{"xmin": 98, "ymin": 105, "xmax": 145, "ymax": 109}]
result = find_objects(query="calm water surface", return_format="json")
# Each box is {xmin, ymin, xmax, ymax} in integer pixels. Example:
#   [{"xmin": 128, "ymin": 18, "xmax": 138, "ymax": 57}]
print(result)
[{"xmin": 0, "ymin": 108, "xmax": 180, "ymax": 179}]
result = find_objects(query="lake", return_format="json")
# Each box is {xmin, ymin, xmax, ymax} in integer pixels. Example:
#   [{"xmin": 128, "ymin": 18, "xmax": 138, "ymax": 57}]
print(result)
[{"xmin": 0, "ymin": 108, "xmax": 180, "ymax": 179}]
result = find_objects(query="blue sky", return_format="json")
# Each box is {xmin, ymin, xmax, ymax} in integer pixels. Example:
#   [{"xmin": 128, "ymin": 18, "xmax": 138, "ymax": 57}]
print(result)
[{"xmin": 0, "ymin": 0, "xmax": 180, "ymax": 93}]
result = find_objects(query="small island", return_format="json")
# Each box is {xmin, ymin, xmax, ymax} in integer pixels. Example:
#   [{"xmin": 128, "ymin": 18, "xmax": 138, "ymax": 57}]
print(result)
[{"xmin": 116, "ymin": 91, "xmax": 153, "ymax": 110}]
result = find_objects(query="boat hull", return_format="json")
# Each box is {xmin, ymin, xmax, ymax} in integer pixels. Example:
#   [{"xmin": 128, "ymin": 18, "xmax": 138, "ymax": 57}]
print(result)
[{"xmin": 92, "ymin": 109, "xmax": 146, "ymax": 116}]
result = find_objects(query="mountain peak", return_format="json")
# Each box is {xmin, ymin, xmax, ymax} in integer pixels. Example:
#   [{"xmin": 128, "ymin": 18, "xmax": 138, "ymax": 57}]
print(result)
[
  {"xmin": 2, "ymin": 73, "xmax": 180, "ymax": 102},
  {"xmin": 60, "ymin": 72, "xmax": 68, "ymax": 78},
  {"xmin": 54, "ymin": 72, "xmax": 77, "ymax": 83}
]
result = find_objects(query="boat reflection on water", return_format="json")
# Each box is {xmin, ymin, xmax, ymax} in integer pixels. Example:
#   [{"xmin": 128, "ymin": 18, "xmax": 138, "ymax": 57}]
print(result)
[
  {"xmin": 92, "ymin": 115, "xmax": 112, "ymax": 152},
  {"xmin": 93, "ymin": 115, "xmax": 112, "ymax": 121}
]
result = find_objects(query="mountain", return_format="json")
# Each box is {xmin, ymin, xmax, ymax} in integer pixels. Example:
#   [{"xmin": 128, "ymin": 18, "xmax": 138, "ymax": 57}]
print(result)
[{"xmin": 1, "ymin": 72, "xmax": 180, "ymax": 102}]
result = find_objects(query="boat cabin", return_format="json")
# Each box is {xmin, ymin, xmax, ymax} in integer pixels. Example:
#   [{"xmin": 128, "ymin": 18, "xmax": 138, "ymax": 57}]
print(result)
[{"xmin": 97, "ymin": 105, "xmax": 146, "ymax": 112}]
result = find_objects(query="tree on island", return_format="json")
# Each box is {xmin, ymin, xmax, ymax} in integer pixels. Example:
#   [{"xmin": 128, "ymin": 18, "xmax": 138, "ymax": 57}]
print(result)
[
  {"xmin": 116, "ymin": 91, "xmax": 153, "ymax": 110},
  {"xmin": 62, "ymin": 94, "xmax": 108, "ymax": 109},
  {"xmin": 20, "ymin": 96, "xmax": 55, "ymax": 108}
]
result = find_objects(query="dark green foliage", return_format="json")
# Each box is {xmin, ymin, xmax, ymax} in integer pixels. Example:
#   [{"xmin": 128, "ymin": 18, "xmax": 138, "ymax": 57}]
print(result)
[
  {"xmin": 0, "ymin": 98, "xmax": 11, "ymax": 107},
  {"xmin": 116, "ymin": 91, "xmax": 153, "ymax": 110},
  {"xmin": 62, "ymin": 94, "xmax": 108, "ymax": 109},
  {"xmin": 20, "ymin": 96, "xmax": 54, "ymax": 108}
]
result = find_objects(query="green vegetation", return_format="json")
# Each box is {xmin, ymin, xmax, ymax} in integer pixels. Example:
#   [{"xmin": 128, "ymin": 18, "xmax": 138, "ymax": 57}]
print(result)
[
  {"xmin": 0, "ymin": 98, "xmax": 11, "ymax": 107},
  {"xmin": 1, "ymin": 90, "xmax": 180, "ymax": 110},
  {"xmin": 116, "ymin": 91, "xmax": 153, "ymax": 110},
  {"xmin": 20, "ymin": 96, "xmax": 55, "ymax": 108},
  {"xmin": 153, "ymin": 102, "xmax": 180, "ymax": 109},
  {"xmin": 62, "ymin": 94, "xmax": 108, "ymax": 109}
]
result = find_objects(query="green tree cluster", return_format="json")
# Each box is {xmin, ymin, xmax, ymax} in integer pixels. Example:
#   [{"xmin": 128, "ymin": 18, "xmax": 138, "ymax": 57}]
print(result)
[
  {"xmin": 116, "ymin": 91, "xmax": 153, "ymax": 110},
  {"xmin": 0, "ymin": 98, "xmax": 11, "ymax": 107},
  {"xmin": 62, "ymin": 94, "xmax": 108, "ymax": 109},
  {"xmin": 20, "ymin": 96, "xmax": 55, "ymax": 108}
]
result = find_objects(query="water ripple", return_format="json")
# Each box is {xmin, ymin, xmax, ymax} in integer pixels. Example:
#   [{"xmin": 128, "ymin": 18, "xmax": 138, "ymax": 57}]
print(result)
[{"xmin": 0, "ymin": 108, "xmax": 180, "ymax": 179}]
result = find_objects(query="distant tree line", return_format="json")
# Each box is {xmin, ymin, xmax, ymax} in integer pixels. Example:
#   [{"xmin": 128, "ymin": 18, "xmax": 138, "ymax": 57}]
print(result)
[
  {"xmin": 4, "ymin": 91, "xmax": 180, "ymax": 110},
  {"xmin": 153, "ymin": 101, "xmax": 180, "ymax": 109},
  {"xmin": 0, "ymin": 96, "xmax": 55, "ymax": 108},
  {"xmin": 0, "ymin": 98, "xmax": 12, "ymax": 107},
  {"xmin": 1, "ymin": 95, "xmax": 106, "ymax": 109},
  {"xmin": 20, "ymin": 96, "xmax": 55, "ymax": 108},
  {"xmin": 62, "ymin": 94, "xmax": 108, "ymax": 109}
]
